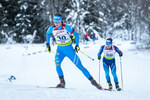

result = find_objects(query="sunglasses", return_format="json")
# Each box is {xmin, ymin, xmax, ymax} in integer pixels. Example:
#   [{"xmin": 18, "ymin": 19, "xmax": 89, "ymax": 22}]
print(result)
[
  {"xmin": 106, "ymin": 42, "xmax": 112, "ymax": 45},
  {"xmin": 54, "ymin": 20, "xmax": 61, "ymax": 24}
]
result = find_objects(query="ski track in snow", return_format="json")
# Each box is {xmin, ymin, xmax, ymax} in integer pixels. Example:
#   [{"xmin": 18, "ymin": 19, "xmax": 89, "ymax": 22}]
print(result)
[{"xmin": 0, "ymin": 41, "xmax": 150, "ymax": 100}]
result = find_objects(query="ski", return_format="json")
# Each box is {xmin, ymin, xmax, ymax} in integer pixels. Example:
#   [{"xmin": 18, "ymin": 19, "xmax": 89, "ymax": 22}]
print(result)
[
  {"xmin": 101, "ymin": 88, "xmax": 112, "ymax": 91},
  {"xmin": 36, "ymin": 86, "xmax": 113, "ymax": 91},
  {"xmin": 36, "ymin": 85, "xmax": 119, "ymax": 91},
  {"xmin": 104, "ymin": 88, "xmax": 121, "ymax": 91},
  {"xmin": 36, "ymin": 86, "xmax": 67, "ymax": 89}
]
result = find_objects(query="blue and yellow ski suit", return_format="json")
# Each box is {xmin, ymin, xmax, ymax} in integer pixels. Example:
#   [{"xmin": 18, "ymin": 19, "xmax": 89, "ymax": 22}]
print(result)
[
  {"xmin": 46, "ymin": 24, "xmax": 92, "ymax": 79},
  {"xmin": 98, "ymin": 45, "xmax": 123, "ymax": 83}
]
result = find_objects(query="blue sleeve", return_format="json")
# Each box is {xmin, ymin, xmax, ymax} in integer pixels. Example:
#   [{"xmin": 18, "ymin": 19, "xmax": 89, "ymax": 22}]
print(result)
[
  {"xmin": 97, "ymin": 45, "xmax": 104, "ymax": 57},
  {"xmin": 65, "ymin": 24, "xmax": 79, "ymax": 46},
  {"xmin": 114, "ymin": 45, "xmax": 123, "ymax": 55},
  {"xmin": 46, "ymin": 26, "xmax": 53, "ymax": 43}
]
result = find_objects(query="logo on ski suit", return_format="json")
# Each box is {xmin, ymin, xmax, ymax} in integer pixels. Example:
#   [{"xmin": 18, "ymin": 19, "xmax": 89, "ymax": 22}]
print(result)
[
  {"xmin": 52, "ymin": 25, "xmax": 72, "ymax": 46},
  {"xmin": 103, "ymin": 45, "xmax": 116, "ymax": 60}
]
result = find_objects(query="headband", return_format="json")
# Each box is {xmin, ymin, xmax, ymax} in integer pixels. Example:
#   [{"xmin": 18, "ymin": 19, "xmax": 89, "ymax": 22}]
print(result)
[{"xmin": 53, "ymin": 16, "xmax": 62, "ymax": 21}]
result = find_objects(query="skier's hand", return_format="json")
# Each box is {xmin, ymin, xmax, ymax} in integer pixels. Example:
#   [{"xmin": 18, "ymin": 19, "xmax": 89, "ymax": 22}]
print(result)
[
  {"xmin": 119, "ymin": 53, "xmax": 123, "ymax": 57},
  {"xmin": 98, "ymin": 56, "xmax": 101, "ymax": 60},
  {"xmin": 70, "ymin": 34, "xmax": 75, "ymax": 39},
  {"xmin": 74, "ymin": 45, "xmax": 80, "ymax": 53},
  {"xmin": 46, "ymin": 43, "xmax": 51, "ymax": 53}
]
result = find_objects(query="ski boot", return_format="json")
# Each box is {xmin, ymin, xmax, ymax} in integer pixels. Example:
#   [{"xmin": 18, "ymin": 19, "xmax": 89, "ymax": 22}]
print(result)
[
  {"xmin": 115, "ymin": 83, "xmax": 121, "ymax": 91},
  {"xmin": 56, "ymin": 76, "xmax": 65, "ymax": 88},
  {"xmin": 89, "ymin": 76, "xmax": 102, "ymax": 90},
  {"xmin": 107, "ymin": 81, "xmax": 112, "ymax": 90}
]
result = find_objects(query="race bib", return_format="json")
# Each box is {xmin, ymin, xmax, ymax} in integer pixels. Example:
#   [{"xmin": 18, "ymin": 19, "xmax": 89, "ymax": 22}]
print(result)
[{"xmin": 53, "ymin": 29, "xmax": 71, "ymax": 44}]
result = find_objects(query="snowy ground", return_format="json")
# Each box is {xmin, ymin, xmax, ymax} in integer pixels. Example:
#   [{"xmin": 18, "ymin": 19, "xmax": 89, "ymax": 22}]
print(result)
[{"xmin": 0, "ymin": 40, "xmax": 150, "ymax": 100}]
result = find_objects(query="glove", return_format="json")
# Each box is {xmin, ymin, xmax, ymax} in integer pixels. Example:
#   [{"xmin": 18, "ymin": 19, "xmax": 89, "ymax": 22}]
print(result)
[
  {"xmin": 74, "ymin": 45, "xmax": 80, "ymax": 53},
  {"xmin": 70, "ymin": 34, "xmax": 75, "ymax": 39},
  {"xmin": 98, "ymin": 56, "xmax": 101, "ymax": 60},
  {"xmin": 46, "ymin": 43, "xmax": 51, "ymax": 53},
  {"xmin": 119, "ymin": 53, "xmax": 123, "ymax": 57}
]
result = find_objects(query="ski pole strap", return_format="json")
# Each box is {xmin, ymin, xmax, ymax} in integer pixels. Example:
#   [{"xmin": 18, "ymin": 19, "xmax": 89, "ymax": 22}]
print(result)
[{"xmin": 79, "ymin": 50, "xmax": 94, "ymax": 61}]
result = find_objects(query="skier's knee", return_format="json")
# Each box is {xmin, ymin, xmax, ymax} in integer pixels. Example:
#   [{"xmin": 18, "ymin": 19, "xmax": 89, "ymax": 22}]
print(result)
[
  {"xmin": 80, "ymin": 67, "xmax": 88, "ymax": 72},
  {"xmin": 81, "ymin": 67, "xmax": 84, "ymax": 70},
  {"xmin": 55, "ymin": 60, "xmax": 60, "ymax": 66},
  {"xmin": 105, "ymin": 73, "xmax": 110, "ymax": 77},
  {"xmin": 112, "ymin": 72, "xmax": 117, "ymax": 77},
  {"xmin": 77, "ymin": 66, "xmax": 84, "ymax": 71}
]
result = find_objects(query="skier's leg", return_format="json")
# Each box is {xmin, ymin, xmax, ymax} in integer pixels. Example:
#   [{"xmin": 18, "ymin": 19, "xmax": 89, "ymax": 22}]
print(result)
[
  {"xmin": 110, "ymin": 62, "xmax": 121, "ymax": 91},
  {"xmin": 110, "ymin": 63, "xmax": 118, "ymax": 83},
  {"xmin": 66, "ymin": 49, "xmax": 91, "ymax": 79},
  {"xmin": 103, "ymin": 62, "xmax": 113, "ymax": 89},
  {"xmin": 71, "ymin": 53, "xmax": 102, "ymax": 89},
  {"xmin": 64, "ymin": 45, "xmax": 102, "ymax": 89},
  {"xmin": 55, "ymin": 51, "xmax": 65, "ymax": 77},
  {"xmin": 55, "ymin": 49, "xmax": 66, "ymax": 88},
  {"xmin": 110, "ymin": 61, "xmax": 121, "ymax": 91},
  {"xmin": 103, "ymin": 62, "xmax": 111, "ymax": 82}
]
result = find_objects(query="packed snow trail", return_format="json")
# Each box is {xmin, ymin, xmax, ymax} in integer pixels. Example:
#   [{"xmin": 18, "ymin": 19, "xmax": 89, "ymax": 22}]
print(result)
[{"xmin": 0, "ymin": 41, "xmax": 150, "ymax": 100}]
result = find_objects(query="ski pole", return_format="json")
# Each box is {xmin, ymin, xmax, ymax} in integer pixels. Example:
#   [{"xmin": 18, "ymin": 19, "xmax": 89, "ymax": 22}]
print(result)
[
  {"xmin": 79, "ymin": 50, "xmax": 94, "ymax": 61},
  {"xmin": 98, "ymin": 60, "xmax": 101, "ymax": 84},
  {"xmin": 46, "ymin": 49, "xmax": 56, "ymax": 54},
  {"xmin": 120, "ymin": 57, "xmax": 123, "ymax": 90},
  {"xmin": 51, "ymin": 50, "xmax": 56, "ymax": 54}
]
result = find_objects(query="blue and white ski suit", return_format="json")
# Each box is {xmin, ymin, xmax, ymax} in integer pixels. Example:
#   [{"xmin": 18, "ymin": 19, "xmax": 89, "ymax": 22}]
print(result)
[
  {"xmin": 46, "ymin": 24, "xmax": 92, "ymax": 79},
  {"xmin": 98, "ymin": 45, "xmax": 123, "ymax": 83}
]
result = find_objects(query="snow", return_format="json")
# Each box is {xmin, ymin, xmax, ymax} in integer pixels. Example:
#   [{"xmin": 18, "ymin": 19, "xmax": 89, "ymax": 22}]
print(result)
[
  {"xmin": 67, "ymin": 10, "xmax": 78, "ymax": 21},
  {"xmin": 0, "ymin": 40, "xmax": 150, "ymax": 100},
  {"xmin": 41, "ymin": 0, "xmax": 45, "ymax": 5},
  {"xmin": 99, "ymin": 11, "xmax": 104, "ymax": 16},
  {"xmin": 21, "ymin": 3, "xmax": 28, "ymax": 10},
  {"xmin": 4, "ymin": 24, "xmax": 8, "ymax": 27},
  {"xmin": 98, "ymin": 18, "xmax": 103, "ymax": 22},
  {"xmin": 16, "ymin": 14, "xmax": 21, "ymax": 17},
  {"xmin": 0, "ymin": 3, "xmax": 2, "ymax": 8},
  {"xmin": 16, "ymin": 23, "xmax": 20, "ymax": 26}
]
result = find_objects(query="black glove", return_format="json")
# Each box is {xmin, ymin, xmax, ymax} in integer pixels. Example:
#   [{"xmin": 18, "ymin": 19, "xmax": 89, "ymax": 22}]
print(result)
[
  {"xmin": 70, "ymin": 34, "xmax": 75, "ymax": 39},
  {"xmin": 98, "ymin": 56, "xmax": 101, "ymax": 60},
  {"xmin": 46, "ymin": 43, "xmax": 51, "ymax": 53},
  {"xmin": 74, "ymin": 45, "xmax": 80, "ymax": 53},
  {"xmin": 119, "ymin": 53, "xmax": 123, "ymax": 57}
]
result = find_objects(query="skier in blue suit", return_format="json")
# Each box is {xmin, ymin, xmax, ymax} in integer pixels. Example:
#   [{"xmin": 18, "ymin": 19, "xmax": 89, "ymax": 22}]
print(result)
[
  {"xmin": 46, "ymin": 12, "xmax": 102, "ymax": 89},
  {"xmin": 97, "ymin": 38, "xmax": 123, "ymax": 91}
]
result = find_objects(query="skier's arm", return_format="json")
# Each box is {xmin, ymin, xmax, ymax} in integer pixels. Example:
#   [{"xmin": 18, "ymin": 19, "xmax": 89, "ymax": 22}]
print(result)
[
  {"xmin": 46, "ymin": 26, "xmax": 53, "ymax": 53},
  {"xmin": 65, "ymin": 24, "xmax": 79, "ymax": 46},
  {"xmin": 114, "ymin": 46, "xmax": 123, "ymax": 56},
  {"xmin": 46, "ymin": 26, "xmax": 53, "ymax": 43},
  {"xmin": 97, "ymin": 45, "xmax": 105, "ymax": 57}
]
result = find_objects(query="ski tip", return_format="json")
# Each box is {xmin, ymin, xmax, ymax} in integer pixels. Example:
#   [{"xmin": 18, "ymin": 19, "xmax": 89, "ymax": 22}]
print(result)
[
  {"xmin": 49, "ymin": 87, "xmax": 57, "ymax": 88},
  {"xmin": 102, "ymin": 88, "xmax": 112, "ymax": 91},
  {"xmin": 36, "ymin": 86, "xmax": 61, "ymax": 89}
]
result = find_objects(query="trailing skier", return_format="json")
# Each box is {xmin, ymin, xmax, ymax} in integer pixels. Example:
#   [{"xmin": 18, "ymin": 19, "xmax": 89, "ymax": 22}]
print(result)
[
  {"xmin": 46, "ymin": 12, "xmax": 102, "ymax": 90},
  {"xmin": 97, "ymin": 38, "xmax": 123, "ymax": 91}
]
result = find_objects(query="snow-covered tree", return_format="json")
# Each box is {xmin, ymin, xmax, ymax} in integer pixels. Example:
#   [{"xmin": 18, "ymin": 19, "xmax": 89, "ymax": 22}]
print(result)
[{"xmin": 0, "ymin": 0, "xmax": 150, "ymax": 46}]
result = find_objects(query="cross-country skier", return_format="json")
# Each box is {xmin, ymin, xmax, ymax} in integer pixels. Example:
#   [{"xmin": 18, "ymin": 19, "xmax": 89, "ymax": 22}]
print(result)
[
  {"xmin": 46, "ymin": 12, "xmax": 102, "ymax": 89},
  {"xmin": 97, "ymin": 38, "xmax": 123, "ymax": 91}
]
